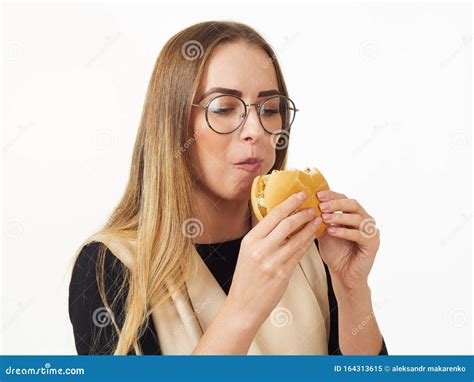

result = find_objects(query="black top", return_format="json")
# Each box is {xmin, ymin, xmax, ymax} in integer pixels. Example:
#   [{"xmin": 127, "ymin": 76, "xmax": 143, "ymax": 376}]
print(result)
[{"xmin": 68, "ymin": 237, "xmax": 388, "ymax": 355}]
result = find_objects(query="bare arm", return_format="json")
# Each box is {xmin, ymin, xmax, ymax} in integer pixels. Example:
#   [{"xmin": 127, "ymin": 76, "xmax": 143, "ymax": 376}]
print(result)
[
  {"xmin": 331, "ymin": 277, "xmax": 383, "ymax": 355},
  {"xmin": 193, "ymin": 192, "xmax": 321, "ymax": 354},
  {"xmin": 316, "ymin": 189, "xmax": 385, "ymax": 355},
  {"xmin": 192, "ymin": 300, "xmax": 259, "ymax": 355}
]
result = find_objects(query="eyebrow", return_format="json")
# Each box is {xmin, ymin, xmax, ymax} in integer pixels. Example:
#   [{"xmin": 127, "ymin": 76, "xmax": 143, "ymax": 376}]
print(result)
[{"xmin": 196, "ymin": 87, "xmax": 281, "ymax": 103}]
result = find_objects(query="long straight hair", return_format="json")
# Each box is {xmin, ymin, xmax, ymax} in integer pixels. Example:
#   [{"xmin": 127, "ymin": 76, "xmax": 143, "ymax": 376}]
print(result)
[{"xmin": 72, "ymin": 21, "xmax": 291, "ymax": 355}]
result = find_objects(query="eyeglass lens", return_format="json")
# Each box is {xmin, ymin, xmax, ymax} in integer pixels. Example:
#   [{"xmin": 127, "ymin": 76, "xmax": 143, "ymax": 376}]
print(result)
[{"xmin": 206, "ymin": 95, "xmax": 295, "ymax": 134}]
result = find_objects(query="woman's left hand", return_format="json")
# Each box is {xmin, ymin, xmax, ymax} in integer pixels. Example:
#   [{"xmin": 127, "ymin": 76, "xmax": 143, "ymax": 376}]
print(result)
[{"xmin": 316, "ymin": 190, "xmax": 381, "ymax": 292}]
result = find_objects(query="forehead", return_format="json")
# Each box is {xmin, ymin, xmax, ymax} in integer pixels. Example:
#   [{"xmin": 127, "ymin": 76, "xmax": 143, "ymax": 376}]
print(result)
[{"xmin": 198, "ymin": 41, "xmax": 279, "ymax": 98}]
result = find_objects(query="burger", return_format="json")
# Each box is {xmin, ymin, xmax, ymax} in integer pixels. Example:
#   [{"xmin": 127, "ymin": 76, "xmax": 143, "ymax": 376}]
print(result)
[{"xmin": 251, "ymin": 167, "xmax": 330, "ymax": 238}]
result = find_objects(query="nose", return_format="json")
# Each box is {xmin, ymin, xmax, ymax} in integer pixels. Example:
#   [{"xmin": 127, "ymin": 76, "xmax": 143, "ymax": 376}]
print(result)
[{"xmin": 239, "ymin": 106, "xmax": 264, "ymax": 142}]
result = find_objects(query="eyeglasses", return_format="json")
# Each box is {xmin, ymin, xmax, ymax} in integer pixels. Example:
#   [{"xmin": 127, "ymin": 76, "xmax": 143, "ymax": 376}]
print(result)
[{"xmin": 191, "ymin": 94, "xmax": 299, "ymax": 135}]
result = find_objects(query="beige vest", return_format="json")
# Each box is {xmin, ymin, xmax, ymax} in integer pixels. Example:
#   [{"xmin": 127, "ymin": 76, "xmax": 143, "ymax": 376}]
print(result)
[{"xmin": 79, "ymin": 202, "xmax": 330, "ymax": 354}]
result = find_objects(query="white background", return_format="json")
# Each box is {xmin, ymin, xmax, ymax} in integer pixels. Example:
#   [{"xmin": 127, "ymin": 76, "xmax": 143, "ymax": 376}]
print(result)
[{"xmin": 2, "ymin": 1, "xmax": 472, "ymax": 355}]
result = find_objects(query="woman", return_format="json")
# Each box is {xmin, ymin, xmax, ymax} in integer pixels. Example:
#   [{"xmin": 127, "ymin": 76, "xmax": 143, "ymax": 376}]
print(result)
[{"xmin": 69, "ymin": 21, "xmax": 387, "ymax": 355}]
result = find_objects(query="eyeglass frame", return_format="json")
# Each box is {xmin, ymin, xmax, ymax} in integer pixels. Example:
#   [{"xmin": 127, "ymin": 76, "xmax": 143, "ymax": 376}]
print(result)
[{"xmin": 191, "ymin": 94, "xmax": 299, "ymax": 135}]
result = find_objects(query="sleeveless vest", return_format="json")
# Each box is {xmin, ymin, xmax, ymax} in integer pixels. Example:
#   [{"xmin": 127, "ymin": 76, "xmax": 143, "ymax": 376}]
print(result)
[{"xmin": 77, "ymin": 201, "xmax": 330, "ymax": 354}]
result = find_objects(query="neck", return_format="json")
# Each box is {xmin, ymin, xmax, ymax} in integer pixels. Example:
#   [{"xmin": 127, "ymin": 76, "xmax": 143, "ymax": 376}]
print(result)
[{"xmin": 191, "ymin": 188, "xmax": 251, "ymax": 245}]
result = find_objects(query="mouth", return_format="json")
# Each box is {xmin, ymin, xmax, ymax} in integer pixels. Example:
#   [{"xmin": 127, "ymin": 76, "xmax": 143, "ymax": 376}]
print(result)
[{"xmin": 234, "ymin": 158, "xmax": 264, "ymax": 173}]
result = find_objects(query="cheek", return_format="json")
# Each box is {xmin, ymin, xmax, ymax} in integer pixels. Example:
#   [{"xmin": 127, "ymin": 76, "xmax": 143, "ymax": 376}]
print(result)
[
  {"xmin": 190, "ymin": 123, "xmax": 233, "ymax": 190},
  {"xmin": 263, "ymin": 141, "xmax": 277, "ymax": 173},
  {"xmin": 189, "ymin": 116, "xmax": 278, "ymax": 199},
  {"xmin": 194, "ymin": 130, "xmax": 229, "ymax": 172}
]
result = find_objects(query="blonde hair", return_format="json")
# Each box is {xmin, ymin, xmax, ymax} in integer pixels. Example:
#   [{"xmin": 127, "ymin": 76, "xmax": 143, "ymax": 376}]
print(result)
[{"xmin": 72, "ymin": 20, "xmax": 291, "ymax": 355}]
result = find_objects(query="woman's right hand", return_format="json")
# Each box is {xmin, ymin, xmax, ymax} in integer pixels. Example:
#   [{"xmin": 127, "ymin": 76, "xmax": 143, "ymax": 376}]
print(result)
[{"xmin": 226, "ymin": 191, "xmax": 322, "ymax": 330}]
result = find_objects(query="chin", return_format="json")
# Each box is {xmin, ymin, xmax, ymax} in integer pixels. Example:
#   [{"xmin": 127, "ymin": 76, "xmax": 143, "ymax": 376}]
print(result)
[{"xmin": 223, "ymin": 185, "xmax": 253, "ymax": 202}]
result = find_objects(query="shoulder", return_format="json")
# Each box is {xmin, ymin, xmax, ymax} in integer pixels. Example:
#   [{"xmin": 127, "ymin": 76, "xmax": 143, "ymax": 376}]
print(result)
[
  {"xmin": 69, "ymin": 241, "xmax": 128, "ymax": 307},
  {"xmin": 68, "ymin": 241, "xmax": 129, "ymax": 354},
  {"xmin": 71, "ymin": 241, "xmax": 125, "ymax": 282}
]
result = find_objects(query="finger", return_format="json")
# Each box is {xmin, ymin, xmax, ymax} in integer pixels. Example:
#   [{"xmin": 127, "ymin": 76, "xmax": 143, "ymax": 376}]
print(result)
[
  {"xmin": 319, "ymin": 198, "xmax": 368, "ymax": 216},
  {"xmin": 317, "ymin": 190, "xmax": 347, "ymax": 201},
  {"xmin": 326, "ymin": 225, "xmax": 379, "ymax": 244},
  {"xmin": 266, "ymin": 207, "xmax": 318, "ymax": 247},
  {"xmin": 282, "ymin": 237, "xmax": 315, "ymax": 274},
  {"xmin": 252, "ymin": 191, "xmax": 308, "ymax": 239},
  {"xmin": 275, "ymin": 216, "xmax": 322, "ymax": 263},
  {"xmin": 321, "ymin": 212, "xmax": 364, "ymax": 229}
]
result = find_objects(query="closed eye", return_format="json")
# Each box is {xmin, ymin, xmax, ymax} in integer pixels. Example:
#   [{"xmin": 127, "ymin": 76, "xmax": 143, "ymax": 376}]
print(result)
[
  {"xmin": 261, "ymin": 109, "xmax": 279, "ymax": 116},
  {"xmin": 211, "ymin": 107, "xmax": 236, "ymax": 115}
]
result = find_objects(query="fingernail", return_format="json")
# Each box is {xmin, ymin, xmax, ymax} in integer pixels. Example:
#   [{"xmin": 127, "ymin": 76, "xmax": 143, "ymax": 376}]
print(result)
[
  {"xmin": 312, "ymin": 217, "xmax": 322, "ymax": 226},
  {"xmin": 328, "ymin": 226, "xmax": 337, "ymax": 234},
  {"xmin": 322, "ymin": 213, "xmax": 332, "ymax": 221},
  {"xmin": 297, "ymin": 191, "xmax": 307, "ymax": 201},
  {"xmin": 317, "ymin": 191, "xmax": 327, "ymax": 199},
  {"xmin": 307, "ymin": 208, "xmax": 316, "ymax": 216},
  {"xmin": 320, "ymin": 202, "xmax": 329, "ymax": 211}
]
